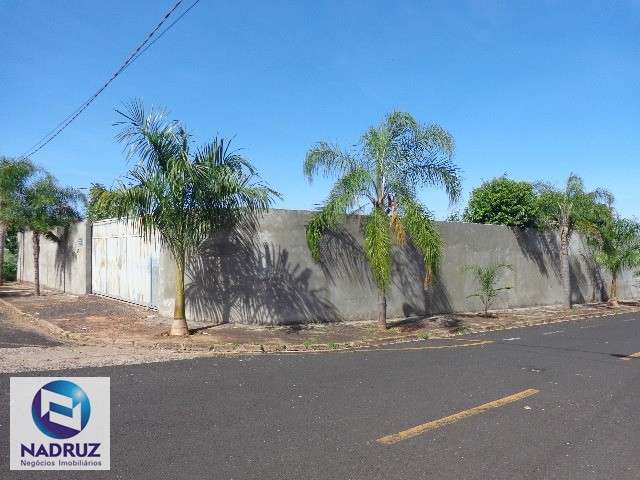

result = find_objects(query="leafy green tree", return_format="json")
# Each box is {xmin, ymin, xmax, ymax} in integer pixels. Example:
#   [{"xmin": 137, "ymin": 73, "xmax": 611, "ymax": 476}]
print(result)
[
  {"xmin": 304, "ymin": 111, "xmax": 461, "ymax": 328},
  {"xmin": 86, "ymin": 183, "xmax": 114, "ymax": 221},
  {"xmin": 464, "ymin": 263, "xmax": 512, "ymax": 317},
  {"xmin": 536, "ymin": 174, "xmax": 613, "ymax": 308},
  {"xmin": 588, "ymin": 217, "xmax": 640, "ymax": 307},
  {"xmin": 3, "ymin": 250, "xmax": 17, "ymax": 281},
  {"xmin": 23, "ymin": 175, "xmax": 84, "ymax": 295},
  {"xmin": 96, "ymin": 101, "xmax": 278, "ymax": 336},
  {"xmin": 2, "ymin": 227, "xmax": 19, "ymax": 281},
  {"xmin": 0, "ymin": 157, "xmax": 36, "ymax": 285},
  {"xmin": 445, "ymin": 210, "xmax": 463, "ymax": 222},
  {"xmin": 463, "ymin": 177, "xmax": 538, "ymax": 227}
]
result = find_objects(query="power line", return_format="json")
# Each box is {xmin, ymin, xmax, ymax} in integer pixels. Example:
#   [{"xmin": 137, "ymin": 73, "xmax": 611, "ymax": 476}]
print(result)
[
  {"xmin": 23, "ymin": 0, "xmax": 200, "ymax": 159},
  {"xmin": 23, "ymin": 0, "xmax": 185, "ymax": 158},
  {"xmin": 131, "ymin": 0, "xmax": 201, "ymax": 62}
]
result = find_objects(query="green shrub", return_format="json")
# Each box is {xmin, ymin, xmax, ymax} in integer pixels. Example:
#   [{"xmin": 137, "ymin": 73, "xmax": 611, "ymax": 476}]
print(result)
[
  {"xmin": 464, "ymin": 177, "xmax": 538, "ymax": 228},
  {"xmin": 3, "ymin": 250, "xmax": 17, "ymax": 281},
  {"xmin": 464, "ymin": 263, "xmax": 513, "ymax": 316}
]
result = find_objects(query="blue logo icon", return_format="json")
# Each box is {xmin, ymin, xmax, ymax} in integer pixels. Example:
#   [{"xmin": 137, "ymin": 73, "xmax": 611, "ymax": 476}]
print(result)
[{"xmin": 31, "ymin": 380, "xmax": 91, "ymax": 439}]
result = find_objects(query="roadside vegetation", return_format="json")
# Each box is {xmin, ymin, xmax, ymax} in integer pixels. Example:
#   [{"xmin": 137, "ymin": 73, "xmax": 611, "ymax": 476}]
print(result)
[
  {"xmin": 303, "ymin": 111, "xmax": 461, "ymax": 328},
  {"xmin": 0, "ymin": 156, "xmax": 82, "ymax": 294},
  {"xmin": 458, "ymin": 174, "xmax": 640, "ymax": 313},
  {"xmin": 0, "ymin": 157, "xmax": 36, "ymax": 284},
  {"xmin": 464, "ymin": 263, "xmax": 512, "ymax": 317},
  {"xmin": 463, "ymin": 177, "xmax": 539, "ymax": 228},
  {"xmin": 2, "ymin": 109, "xmax": 639, "ymax": 332},
  {"xmin": 92, "ymin": 101, "xmax": 279, "ymax": 336},
  {"xmin": 23, "ymin": 175, "xmax": 84, "ymax": 295},
  {"xmin": 536, "ymin": 174, "xmax": 614, "ymax": 308},
  {"xmin": 587, "ymin": 216, "xmax": 640, "ymax": 307}
]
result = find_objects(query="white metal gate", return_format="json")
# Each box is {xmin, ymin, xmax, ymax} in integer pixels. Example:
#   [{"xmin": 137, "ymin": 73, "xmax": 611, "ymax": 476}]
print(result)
[{"xmin": 91, "ymin": 219, "xmax": 160, "ymax": 308}]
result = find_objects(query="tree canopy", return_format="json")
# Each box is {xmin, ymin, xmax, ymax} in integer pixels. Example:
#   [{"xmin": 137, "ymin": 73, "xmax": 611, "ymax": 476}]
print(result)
[
  {"xmin": 96, "ymin": 101, "xmax": 279, "ymax": 335},
  {"xmin": 588, "ymin": 216, "xmax": 640, "ymax": 306},
  {"xmin": 463, "ymin": 177, "xmax": 538, "ymax": 227},
  {"xmin": 24, "ymin": 174, "xmax": 84, "ymax": 236},
  {"xmin": 304, "ymin": 111, "xmax": 461, "ymax": 327}
]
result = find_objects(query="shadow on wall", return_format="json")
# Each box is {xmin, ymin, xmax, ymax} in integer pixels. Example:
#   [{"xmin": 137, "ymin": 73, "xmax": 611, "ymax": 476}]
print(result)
[
  {"xmin": 571, "ymin": 251, "xmax": 607, "ymax": 303},
  {"xmin": 186, "ymin": 229, "xmax": 340, "ymax": 325},
  {"xmin": 317, "ymin": 225, "xmax": 450, "ymax": 318},
  {"xmin": 512, "ymin": 227, "xmax": 561, "ymax": 279},
  {"xmin": 395, "ymin": 242, "xmax": 453, "ymax": 317},
  {"xmin": 316, "ymin": 228, "xmax": 373, "ymax": 288},
  {"xmin": 513, "ymin": 226, "xmax": 606, "ymax": 303},
  {"xmin": 53, "ymin": 227, "xmax": 76, "ymax": 291}
]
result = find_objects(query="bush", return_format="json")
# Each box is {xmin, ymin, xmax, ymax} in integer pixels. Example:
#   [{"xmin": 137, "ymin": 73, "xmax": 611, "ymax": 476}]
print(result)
[
  {"xmin": 463, "ymin": 177, "xmax": 538, "ymax": 228},
  {"xmin": 3, "ymin": 250, "xmax": 17, "ymax": 281},
  {"xmin": 464, "ymin": 263, "xmax": 512, "ymax": 317}
]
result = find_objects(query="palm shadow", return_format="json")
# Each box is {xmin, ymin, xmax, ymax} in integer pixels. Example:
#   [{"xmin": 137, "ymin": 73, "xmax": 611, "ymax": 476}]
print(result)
[
  {"xmin": 186, "ymin": 227, "xmax": 340, "ymax": 325},
  {"xmin": 512, "ymin": 227, "xmax": 560, "ymax": 279}
]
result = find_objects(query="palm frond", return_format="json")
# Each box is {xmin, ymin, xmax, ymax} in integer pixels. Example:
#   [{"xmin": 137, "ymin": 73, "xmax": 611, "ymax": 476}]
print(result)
[
  {"xmin": 588, "ymin": 216, "xmax": 640, "ymax": 277},
  {"xmin": 114, "ymin": 99, "xmax": 185, "ymax": 171},
  {"xmin": 363, "ymin": 206, "xmax": 392, "ymax": 292},
  {"xmin": 302, "ymin": 111, "xmax": 461, "ymax": 302},
  {"xmin": 464, "ymin": 263, "xmax": 512, "ymax": 315},
  {"xmin": 0, "ymin": 157, "xmax": 38, "ymax": 227},
  {"xmin": 305, "ymin": 167, "xmax": 371, "ymax": 260},
  {"xmin": 303, "ymin": 142, "xmax": 358, "ymax": 182},
  {"xmin": 23, "ymin": 174, "xmax": 83, "ymax": 234},
  {"xmin": 397, "ymin": 193, "xmax": 442, "ymax": 286}
]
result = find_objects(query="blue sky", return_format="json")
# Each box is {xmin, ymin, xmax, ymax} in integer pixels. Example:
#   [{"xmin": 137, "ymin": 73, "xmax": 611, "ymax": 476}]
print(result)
[{"xmin": 2, "ymin": 0, "xmax": 639, "ymax": 219}]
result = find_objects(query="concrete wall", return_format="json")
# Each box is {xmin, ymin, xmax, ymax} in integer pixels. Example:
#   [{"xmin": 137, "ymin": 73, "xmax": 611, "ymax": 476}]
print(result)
[
  {"xmin": 157, "ymin": 209, "xmax": 639, "ymax": 325},
  {"xmin": 17, "ymin": 211, "xmax": 640, "ymax": 324},
  {"xmin": 17, "ymin": 221, "xmax": 92, "ymax": 295}
]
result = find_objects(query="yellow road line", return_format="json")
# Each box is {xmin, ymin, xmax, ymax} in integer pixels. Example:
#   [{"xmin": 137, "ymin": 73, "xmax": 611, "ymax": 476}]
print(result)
[
  {"xmin": 349, "ymin": 340, "xmax": 493, "ymax": 353},
  {"xmin": 376, "ymin": 388, "xmax": 539, "ymax": 445},
  {"xmin": 268, "ymin": 340, "xmax": 494, "ymax": 355},
  {"xmin": 622, "ymin": 352, "xmax": 640, "ymax": 361}
]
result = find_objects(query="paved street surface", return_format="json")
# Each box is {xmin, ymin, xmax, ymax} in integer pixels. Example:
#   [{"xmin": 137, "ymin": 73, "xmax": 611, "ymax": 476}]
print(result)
[{"xmin": 1, "ymin": 313, "xmax": 640, "ymax": 479}]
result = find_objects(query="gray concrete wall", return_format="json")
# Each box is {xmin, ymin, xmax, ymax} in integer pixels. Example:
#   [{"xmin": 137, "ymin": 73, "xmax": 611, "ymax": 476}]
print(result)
[
  {"xmin": 156, "ymin": 209, "xmax": 637, "ymax": 325},
  {"xmin": 17, "ymin": 211, "xmax": 640, "ymax": 324},
  {"xmin": 17, "ymin": 221, "xmax": 92, "ymax": 295}
]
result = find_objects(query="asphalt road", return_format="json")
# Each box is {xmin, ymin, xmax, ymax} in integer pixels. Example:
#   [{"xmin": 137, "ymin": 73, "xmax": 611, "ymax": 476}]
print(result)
[{"xmin": 2, "ymin": 313, "xmax": 640, "ymax": 479}]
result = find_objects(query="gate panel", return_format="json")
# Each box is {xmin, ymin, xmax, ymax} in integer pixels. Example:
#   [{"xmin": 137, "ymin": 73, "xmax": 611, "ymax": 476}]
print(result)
[{"xmin": 91, "ymin": 219, "xmax": 160, "ymax": 308}]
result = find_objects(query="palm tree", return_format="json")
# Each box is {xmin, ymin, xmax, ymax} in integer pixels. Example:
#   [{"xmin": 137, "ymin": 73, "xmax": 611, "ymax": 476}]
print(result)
[
  {"xmin": 96, "ymin": 101, "xmax": 278, "ymax": 336},
  {"xmin": 537, "ymin": 174, "xmax": 613, "ymax": 308},
  {"xmin": 464, "ymin": 263, "xmax": 512, "ymax": 317},
  {"xmin": 0, "ymin": 157, "xmax": 36, "ymax": 285},
  {"xmin": 304, "ymin": 111, "xmax": 461, "ymax": 328},
  {"xmin": 588, "ymin": 217, "xmax": 640, "ymax": 307},
  {"xmin": 23, "ymin": 175, "xmax": 84, "ymax": 295}
]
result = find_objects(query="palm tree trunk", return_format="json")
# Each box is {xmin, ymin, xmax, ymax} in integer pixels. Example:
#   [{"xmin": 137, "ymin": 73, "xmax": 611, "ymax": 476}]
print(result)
[
  {"xmin": 170, "ymin": 253, "xmax": 189, "ymax": 336},
  {"xmin": 559, "ymin": 225, "xmax": 571, "ymax": 308},
  {"xmin": 0, "ymin": 224, "xmax": 6, "ymax": 286},
  {"xmin": 32, "ymin": 232, "xmax": 40, "ymax": 296},
  {"xmin": 378, "ymin": 289, "xmax": 387, "ymax": 329},
  {"xmin": 608, "ymin": 271, "xmax": 619, "ymax": 307}
]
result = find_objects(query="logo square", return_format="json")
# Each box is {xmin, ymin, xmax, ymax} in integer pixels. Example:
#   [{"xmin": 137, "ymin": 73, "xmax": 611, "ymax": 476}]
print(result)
[{"xmin": 10, "ymin": 377, "xmax": 110, "ymax": 470}]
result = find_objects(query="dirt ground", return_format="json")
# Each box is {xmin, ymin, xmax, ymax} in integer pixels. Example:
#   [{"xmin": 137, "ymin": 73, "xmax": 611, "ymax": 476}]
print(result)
[{"xmin": 3, "ymin": 282, "xmax": 640, "ymax": 355}]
